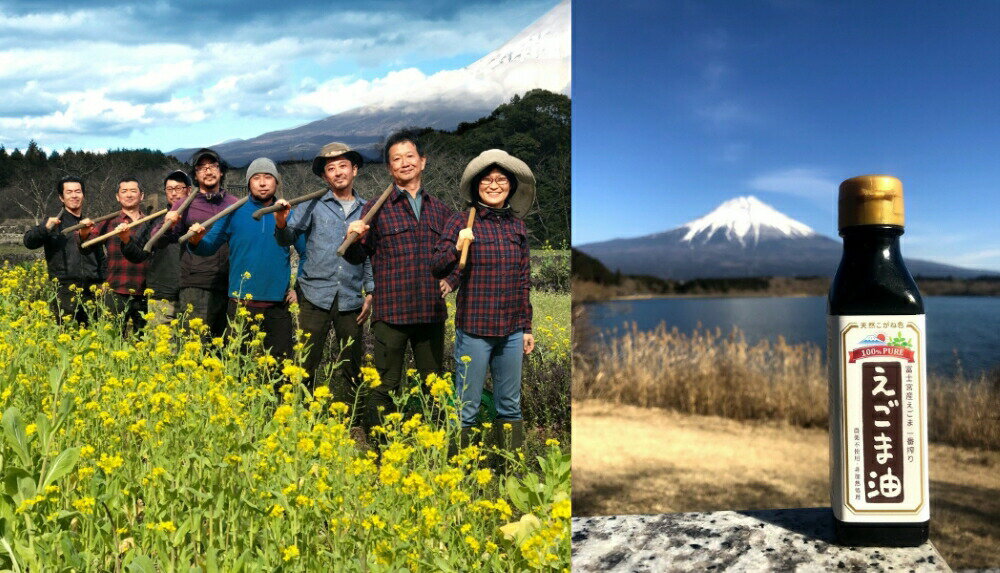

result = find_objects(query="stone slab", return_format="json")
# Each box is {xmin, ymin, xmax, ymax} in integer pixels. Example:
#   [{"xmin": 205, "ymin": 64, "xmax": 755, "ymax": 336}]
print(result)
[{"xmin": 572, "ymin": 508, "xmax": 949, "ymax": 572}]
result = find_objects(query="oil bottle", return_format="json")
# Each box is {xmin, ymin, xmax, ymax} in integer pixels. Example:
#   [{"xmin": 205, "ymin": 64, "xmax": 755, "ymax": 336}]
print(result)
[{"xmin": 828, "ymin": 175, "xmax": 929, "ymax": 546}]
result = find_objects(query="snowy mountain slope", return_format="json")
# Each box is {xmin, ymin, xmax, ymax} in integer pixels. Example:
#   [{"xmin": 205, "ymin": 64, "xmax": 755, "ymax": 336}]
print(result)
[
  {"xmin": 169, "ymin": 1, "xmax": 570, "ymax": 166},
  {"xmin": 680, "ymin": 196, "xmax": 815, "ymax": 245},
  {"xmin": 577, "ymin": 196, "xmax": 994, "ymax": 280}
]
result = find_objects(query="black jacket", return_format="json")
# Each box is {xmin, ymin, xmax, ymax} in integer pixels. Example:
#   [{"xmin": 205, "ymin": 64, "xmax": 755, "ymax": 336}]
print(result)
[
  {"xmin": 23, "ymin": 212, "xmax": 106, "ymax": 284},
  {"xmin": 121, "ymin": 223, "xmax": 181, "ymax": 301}
]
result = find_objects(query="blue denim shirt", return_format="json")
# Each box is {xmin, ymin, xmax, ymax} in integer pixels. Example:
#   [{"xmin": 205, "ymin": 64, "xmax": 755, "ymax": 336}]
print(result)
[{"xmin": 275, "ymin": 189, "xmax": 374, "ymax": 312}]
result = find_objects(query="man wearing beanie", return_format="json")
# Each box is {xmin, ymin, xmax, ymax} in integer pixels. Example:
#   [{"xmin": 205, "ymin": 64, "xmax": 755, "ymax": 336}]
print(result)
[
  {"xmin": 155, "ymin": 148, "xmax": 238, "ymax": 336},
  {"xmin": 273, "ymin": 142, "xmax": 373, "ymax": 433},
  {"xmin": 187, "ymin": 157, "xmax": 304, "ymax": 359},
  {"xmin": 119, "ymin": 170, "xmax": 192, "ymax": 327}
]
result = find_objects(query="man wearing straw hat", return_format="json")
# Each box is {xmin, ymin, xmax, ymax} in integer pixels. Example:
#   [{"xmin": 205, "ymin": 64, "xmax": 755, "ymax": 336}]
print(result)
[
  {"xmin": 186, "ymin": 158, "xmax": 304, "ymax": 359},
  {"xmin": 344, "ymin": 129, "xmax": 458, "ymax": 431},
  {"xmin": 80, "ymin": 176, "xmax": 150, "ymax": 333},
  {"xmin": 155, "ymin": 148, "xmax": 238, "ymax": 336},
  {"xmin": 23, "ymin": 176, "xmax": 106, "ymax": 324},
  {"xmin": 119, "ymin": 170, "xmax": 193, "ymax": 327},
  {"xmin": 273, "ymin": 143, "xmax": 373, "ymax": 426},
  {"xmin": 432, "ymin": 149, "xmax": 536, "ymax": 460}
]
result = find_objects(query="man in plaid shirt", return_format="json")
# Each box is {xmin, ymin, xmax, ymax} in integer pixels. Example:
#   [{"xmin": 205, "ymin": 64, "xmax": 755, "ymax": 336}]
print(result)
[
  {"xmin": 80, "ymin": 177, "xmax": 149, "ymax": 333},
  {"xmin": 344, "ymin": 129, "xmax": 458, "ymax": 430}
]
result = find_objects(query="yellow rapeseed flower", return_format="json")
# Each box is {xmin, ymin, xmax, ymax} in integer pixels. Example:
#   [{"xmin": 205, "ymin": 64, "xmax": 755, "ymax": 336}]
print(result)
[{"xmin": 282, "ymin": 545, "xmax": 299, "ymax": 561}]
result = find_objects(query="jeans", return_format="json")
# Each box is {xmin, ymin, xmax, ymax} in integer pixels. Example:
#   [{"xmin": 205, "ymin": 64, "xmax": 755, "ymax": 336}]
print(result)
[{"xmin": 453, "ymin": 328, "xmax": 524, "ymax": 427}]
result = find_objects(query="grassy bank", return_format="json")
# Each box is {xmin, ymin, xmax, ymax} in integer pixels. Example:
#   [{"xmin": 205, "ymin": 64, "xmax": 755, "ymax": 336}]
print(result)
[
  {"xmin": 572, "ymin": 400, "xmax": 999, "ymax": 569},
  {"xmin": 573, "ymin": 320, "xmax": 1000, "ymax": 450}
]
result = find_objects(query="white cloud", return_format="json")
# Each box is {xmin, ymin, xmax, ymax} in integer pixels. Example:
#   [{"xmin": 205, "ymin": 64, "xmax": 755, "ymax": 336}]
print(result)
[
  {"xmin": 748, "ymin": 168, "xmax": 838, "ymax": 200},
  {"xmin": 0, "ymin": 1, "xmax": 565, "ymax": 148}
]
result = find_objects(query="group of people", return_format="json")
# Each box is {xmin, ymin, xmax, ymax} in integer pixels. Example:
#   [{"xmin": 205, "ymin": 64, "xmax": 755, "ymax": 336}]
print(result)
[{"xmin": 23, "ymin": 130, "xmax": 537, "ymax": 451}]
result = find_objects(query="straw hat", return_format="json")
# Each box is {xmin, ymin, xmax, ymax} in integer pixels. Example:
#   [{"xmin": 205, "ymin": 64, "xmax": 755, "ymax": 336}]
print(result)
[{"xmin": 459, "ymin": 149, "xmax": 535, "ymax": 219}]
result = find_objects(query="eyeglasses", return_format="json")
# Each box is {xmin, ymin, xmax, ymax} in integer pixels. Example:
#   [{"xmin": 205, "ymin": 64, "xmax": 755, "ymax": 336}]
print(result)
[
  {"xmin": 195, "ymin": 164, "xmax": 220, "ymax": 173},
  {"xmin": 479, "ymin": 176, "xmax": 510, "ymax": 187},
  {"xmin": 165, "ymin": 185, "xmax": 189, "ymax": 192}
]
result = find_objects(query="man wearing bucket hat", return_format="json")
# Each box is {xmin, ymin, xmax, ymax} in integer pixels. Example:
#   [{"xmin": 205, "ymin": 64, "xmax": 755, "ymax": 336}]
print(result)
[
  {"xmin": 119, "ymin": 170, "xmax": 193, "ymax": 327},
  {"xmin": 186, "ymin": 158, "xmax": 304, "ymax": 359},
  {"xmin": 344, "ymin": 129, "xmax": 458, "ymax": 432},
  {"xmin": 154, "ymin": 148, "xmax": 239, "ymax": 336},
  {"xmin": 432, "ymin": 149, "xmax": 536, "ymax": 464},
  {"xmin": 273, "ymin": 143, "xmax": 373, "ymax": 427}
]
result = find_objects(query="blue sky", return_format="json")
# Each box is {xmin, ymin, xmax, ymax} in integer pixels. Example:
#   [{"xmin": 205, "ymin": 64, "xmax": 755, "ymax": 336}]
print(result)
[
  {"xmin": 572, "ymin": 1, "xmax": 1000, "ymax": 273},
  {"xmin": 0, "ymin": 0, "xmax": 556, "ymax": 153}
]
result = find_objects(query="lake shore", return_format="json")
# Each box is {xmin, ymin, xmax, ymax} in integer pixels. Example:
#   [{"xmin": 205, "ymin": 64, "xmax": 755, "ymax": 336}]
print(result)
[{"xmin": 572, "ymin": 399, "xmax": 1000, "ymax": 569}]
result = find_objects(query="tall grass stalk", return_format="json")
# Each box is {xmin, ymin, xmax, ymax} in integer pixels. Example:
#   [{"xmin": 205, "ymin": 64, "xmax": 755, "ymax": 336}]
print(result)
[{"xmin": 574, "ymin": 320, "xmax": 999, "ymax": 450}]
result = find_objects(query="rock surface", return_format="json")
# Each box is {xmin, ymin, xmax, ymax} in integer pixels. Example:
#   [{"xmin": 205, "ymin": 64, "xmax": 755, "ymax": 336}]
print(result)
[{"xmin": 572, "ymin": 508, "xmax": 950, "ymax": 572}]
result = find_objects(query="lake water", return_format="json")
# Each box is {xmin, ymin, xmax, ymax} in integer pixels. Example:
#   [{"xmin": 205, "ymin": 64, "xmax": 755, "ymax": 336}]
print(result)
[{"xmin": 584, "ymin": 296, "xmax": 1000, "ymax": 377}]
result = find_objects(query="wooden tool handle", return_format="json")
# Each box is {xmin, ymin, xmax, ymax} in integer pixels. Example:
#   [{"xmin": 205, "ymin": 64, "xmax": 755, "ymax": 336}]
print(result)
[
  {"xmin": 81, "ymin": 209, "xmax": 168, "ymax": 248},
  {"xmin": 253, "ymin": 188, "xmax": 326, "ymax": 220},
  {"xmin": 61, "ymin": 211, "xmax": 118, "ymax": 235},
  {"xmin": 143, "ymin": 190, "xmax": 199, "ymax": 252},
  {"xmin": 179, "ymin": 196, "xmax": 249, "ymax": 243},
  {"xmin": 336, "ymin": 183, "xmax": 394, "ymax": 256},
  {"xmin": 458, "ymin": 207, "xmax": 476, "ymax": 270}
]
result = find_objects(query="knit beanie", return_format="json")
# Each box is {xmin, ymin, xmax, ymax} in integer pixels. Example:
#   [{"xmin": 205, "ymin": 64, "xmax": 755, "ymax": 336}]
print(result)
[{"xmin": 246, "ymin": 157, "xmax": 281, "ymax": 186}]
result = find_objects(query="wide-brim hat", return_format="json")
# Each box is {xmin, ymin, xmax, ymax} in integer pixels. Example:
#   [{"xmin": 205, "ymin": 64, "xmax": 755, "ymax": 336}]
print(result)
[
  {"xmin": 460, "ymin": 149, "xmax": 535, "ymax": 219},
  {"xmin": 312, "ymin": 142, "xmax": 364, "ymax": 176}
]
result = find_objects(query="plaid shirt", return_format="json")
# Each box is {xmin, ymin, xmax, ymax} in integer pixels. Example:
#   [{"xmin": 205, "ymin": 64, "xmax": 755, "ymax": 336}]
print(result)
[
  {"xmin": 96, "ymin": 211, "xmax": 148, "ymax": 296},
  {"xmin": 432, "ymin": 207, "xmax": 532, "ymax": 336},
  {"xmin": 345, "ymin": 187, "xmax": 457, "ymax": 324}
]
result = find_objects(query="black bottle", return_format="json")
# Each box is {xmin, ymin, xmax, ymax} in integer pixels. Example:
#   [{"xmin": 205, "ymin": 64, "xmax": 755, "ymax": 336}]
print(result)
[{"xmin": 828, "ymin": 175, "xmax": 929, "ymax": 547}]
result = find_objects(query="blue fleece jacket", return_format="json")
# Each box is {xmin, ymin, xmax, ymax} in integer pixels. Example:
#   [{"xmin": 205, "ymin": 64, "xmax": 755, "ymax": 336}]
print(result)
[{"xmin": 191, "ymin": 196, "xmax": 305, "ymax": 302}]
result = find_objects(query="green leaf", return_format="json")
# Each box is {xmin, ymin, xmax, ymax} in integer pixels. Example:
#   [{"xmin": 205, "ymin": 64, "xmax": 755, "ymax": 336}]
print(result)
[
  {"xmin": 40, "ymin": 447, "xmax": 80, "ymax": 490},
  {"xmin": 1, "ymin": 409, "xmax": 30, "ymax": 468},
  {"xmin": 125, "ymin": 554, "xmax": 155, "ymax": 573},
  {"xmin": 205, "ymin": 548, "xmax": 218, "ymax": 573}
]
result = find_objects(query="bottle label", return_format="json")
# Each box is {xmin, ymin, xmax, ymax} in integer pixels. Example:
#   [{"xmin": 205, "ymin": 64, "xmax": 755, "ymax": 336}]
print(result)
[{"xmin": 828, "ymin": 315, "xmax": 929, "ymax": 523}]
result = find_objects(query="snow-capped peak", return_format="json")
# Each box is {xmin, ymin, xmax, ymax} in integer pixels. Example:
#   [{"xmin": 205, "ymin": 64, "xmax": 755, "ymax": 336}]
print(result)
[{"xmin": 680, "ymin": 196, "xmax": 816, "ymax": 246}]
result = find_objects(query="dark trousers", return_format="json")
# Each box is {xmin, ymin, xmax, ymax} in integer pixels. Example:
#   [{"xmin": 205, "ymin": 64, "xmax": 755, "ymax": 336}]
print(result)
[
  {"xmin": 55, "ymin": 280, "xmax": 98, "ymax": 325},
  {"xmin": 368, "ymin": 321, "xmax": 444, "ymax": 429},
  {"xmin": 103, "ymin": 292, "xmax": 147, "ymax": 334},
  {"xmin": 226, "ymin": 299, "xmax": 294, "ymax": 360},
  {"xmin": 297, "ymin": 291, "xmax": 364, "ymax": 426},
  {"xmin": 179, "ymin": 287, "xmax": 228, "ymax": 337}
]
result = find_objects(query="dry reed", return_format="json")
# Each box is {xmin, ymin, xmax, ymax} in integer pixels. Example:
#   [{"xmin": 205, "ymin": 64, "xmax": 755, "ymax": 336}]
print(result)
[{"xmin": 574, "ymin": 321, "xmax": 1000, "ymax": 450}]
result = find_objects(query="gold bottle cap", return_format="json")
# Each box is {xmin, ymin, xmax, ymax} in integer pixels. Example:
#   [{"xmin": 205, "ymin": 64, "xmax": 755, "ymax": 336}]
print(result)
[{"xmin": 838, "ymin": 174, "xmax": 904, "ymax": 230}]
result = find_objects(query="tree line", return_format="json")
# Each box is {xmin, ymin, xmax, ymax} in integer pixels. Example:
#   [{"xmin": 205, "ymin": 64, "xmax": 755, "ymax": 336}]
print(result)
[{"xmin": 0, "ymin": 89, "xmax": 570, "ymax": 247}]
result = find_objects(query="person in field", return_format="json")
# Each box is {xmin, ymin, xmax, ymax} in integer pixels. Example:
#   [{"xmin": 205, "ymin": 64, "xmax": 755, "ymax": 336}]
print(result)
[
  {"xmin": 23, "ymin": 176, "xmax": 106, "ymax": 325},
  {"xmin": 186, "ymin": 158, "xmax": 303, "ymax": 359},
  {"xmin": 154, "ymin": 148, "xmax": 238, "ymax": 336},
  {"xmin": 344, "ymin": 130, "xmax": 458, "ymax": 431},
  {"xmin": 273, "ymin": 142, "xmax": 373, "ymax": 432},
  {"xmin": 118, "ymin": 170, "xmax": 192, "ymax": 327},
  {"xmin": 79, "ymin": 177, "xmax": 149, "ymax": 333},
  {"xmin": 432, "ymin": 149, "xmax": 536, "ymax": 458}
]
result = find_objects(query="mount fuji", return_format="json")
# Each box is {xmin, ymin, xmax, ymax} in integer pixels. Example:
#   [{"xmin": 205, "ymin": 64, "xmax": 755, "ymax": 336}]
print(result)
[
  {"xmin": 576, "ymin": 196, "xmax": 991, "ymax": 280},
  {"xmin": 168, "ymin": 1, "xmax": 570, "ymax": 166}
]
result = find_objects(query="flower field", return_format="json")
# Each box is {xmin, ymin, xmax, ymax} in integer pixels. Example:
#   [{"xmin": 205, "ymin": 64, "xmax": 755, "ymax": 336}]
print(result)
[{"xmin": 0, "ymin": 261, "xmax": 570, "ymax": 571}]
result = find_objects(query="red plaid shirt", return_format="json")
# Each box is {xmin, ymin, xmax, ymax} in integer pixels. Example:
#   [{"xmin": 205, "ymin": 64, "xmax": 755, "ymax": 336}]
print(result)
[
  {"xmin": 96, "ymin": 211, "xmax": 148, "ymax": 296},
  {"xmin": 345, "ymin": 187, "xmax": 457, "ymax": 324},
  {"xmin": 432, "ymin": 207, "xmax": 532, "ymax": 336}
]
